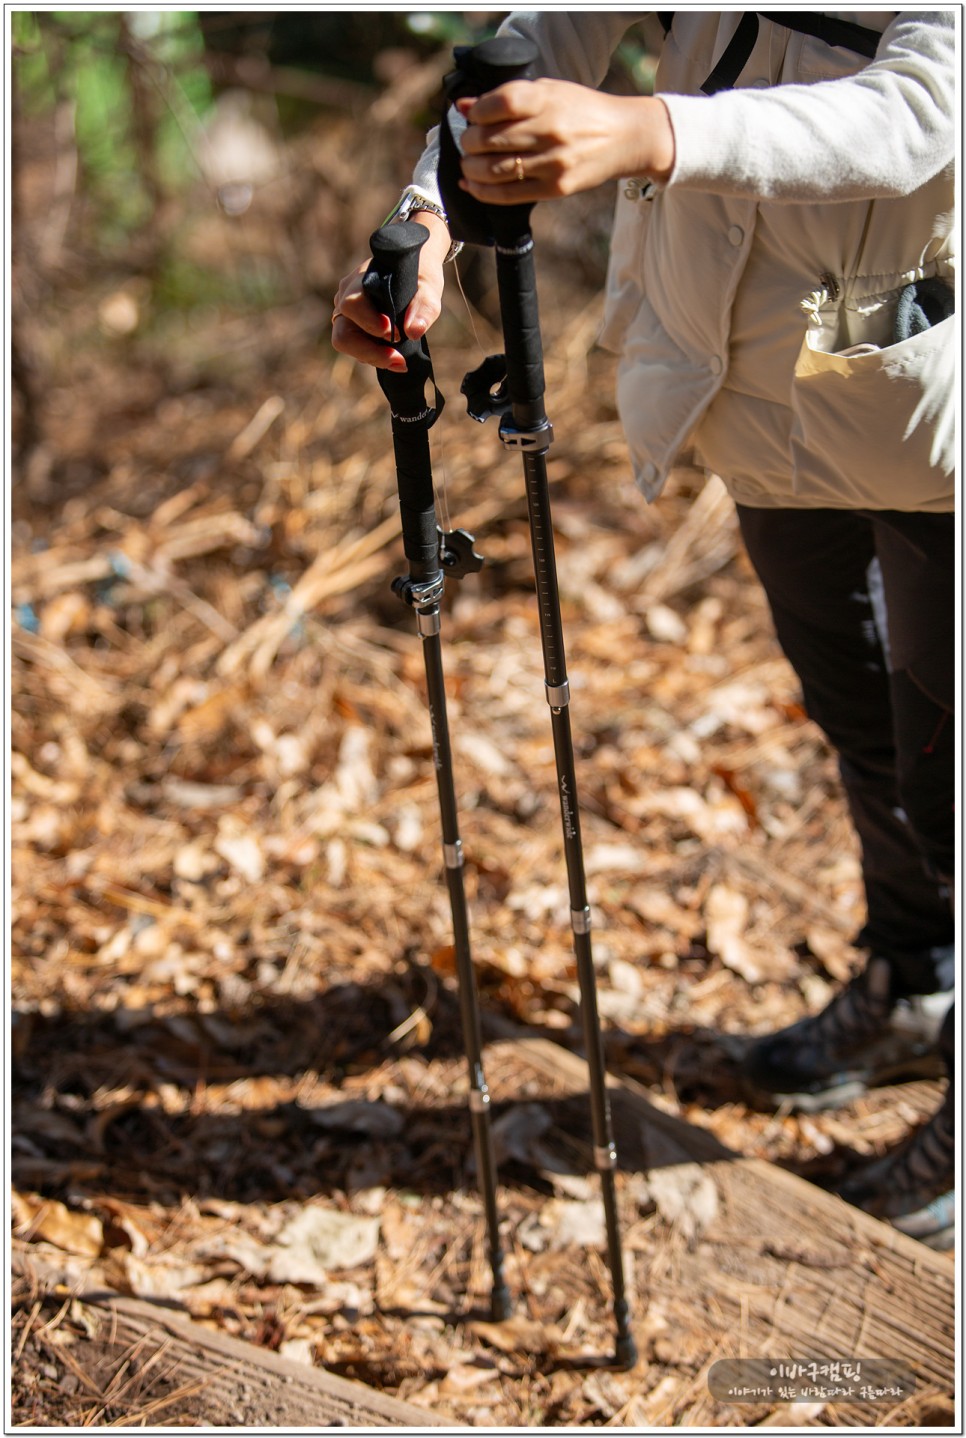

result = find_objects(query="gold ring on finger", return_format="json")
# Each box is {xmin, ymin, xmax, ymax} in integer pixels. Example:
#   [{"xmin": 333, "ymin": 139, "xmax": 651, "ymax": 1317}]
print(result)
[{"xmin": 492, "ymin": 155, "xmax": 524, "ymax": 181}]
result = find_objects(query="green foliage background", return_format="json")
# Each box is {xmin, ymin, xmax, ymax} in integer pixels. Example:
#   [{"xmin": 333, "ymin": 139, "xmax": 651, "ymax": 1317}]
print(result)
[
  {"xmin": 14, "ymin": 11, "xmax": 216, "ymax": 236},
  {"xmin": 11, "ymin": 12, "xmax": 507, "ymax": 241}
]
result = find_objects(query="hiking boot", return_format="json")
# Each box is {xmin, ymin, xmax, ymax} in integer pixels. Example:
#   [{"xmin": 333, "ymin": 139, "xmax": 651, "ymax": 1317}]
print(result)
[
  {"xmin": 836, "ymin": 1084, "xmax": 956, "ymax": 1250},
  {"xmin": 739, "ymin": 957, "xmax": 950, "ymax": 1111}
]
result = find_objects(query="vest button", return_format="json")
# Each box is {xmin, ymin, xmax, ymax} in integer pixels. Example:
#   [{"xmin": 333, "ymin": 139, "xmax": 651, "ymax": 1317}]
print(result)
[
  {"xmin": 642, "ymin": 462, "xmax": 658, "ymax": 483},
  {"xmin": 709, "ymin": 355, "xmax": 724, "ymax": 376},
  {"xmin": 728, "ymin": 225, "xmax": 744, "ymax": 247}
]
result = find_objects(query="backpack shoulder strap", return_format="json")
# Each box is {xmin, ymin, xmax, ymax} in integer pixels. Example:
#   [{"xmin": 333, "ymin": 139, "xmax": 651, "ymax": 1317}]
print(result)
[
  {"xmin": 698, "ymin": 10, "xmax": 882, "ymax": 94},
  {"xmin": 759, "ymin": 12, "xmax": 880, "ymax": 60}
]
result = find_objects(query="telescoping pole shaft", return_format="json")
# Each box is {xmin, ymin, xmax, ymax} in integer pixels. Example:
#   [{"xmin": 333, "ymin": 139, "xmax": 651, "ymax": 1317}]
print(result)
[
  {"xmin": 440, "ymin": 36, "xmax": 637, "ymax": 1369},
  {"xmin": 498, "ymin": 243, "xmax": 637, "ymax": 1373},
  {"xmin": 364, "ymin": 222, "xmax": 510, "ymax": 1322},
  {"xmin": 420, "ymin": 616, "xmax": 510, "ymax": 1320}
]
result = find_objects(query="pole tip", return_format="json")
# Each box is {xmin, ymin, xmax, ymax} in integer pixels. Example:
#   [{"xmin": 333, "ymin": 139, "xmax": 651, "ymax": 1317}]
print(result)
[
  {"xmin": 614, "ymin": 1333, "xmax": 638, "ymax": 1370},
  {"xmin": 490, "ymin": 1284, "xmax": 513, "ymax": 1323}
]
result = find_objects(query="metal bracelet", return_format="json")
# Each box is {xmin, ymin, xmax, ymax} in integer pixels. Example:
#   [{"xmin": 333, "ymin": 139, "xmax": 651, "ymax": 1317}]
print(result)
[{"xmin": 384, "ymin": 186, "xmax": 463, "ymax": 264}]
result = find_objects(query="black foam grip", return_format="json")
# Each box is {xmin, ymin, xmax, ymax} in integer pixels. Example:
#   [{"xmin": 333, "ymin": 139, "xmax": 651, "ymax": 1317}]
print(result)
[
  {"xmin": 438, "ymin": 39, "xmax": 546, "ymax": 410},
  {"xmin": 392, "ymin": 428, "xmax": 439, "ymax": 577},
  {"xmin": 459, "ymin": 34, "xmax": 538, "ymax": 91},
  {"xmin": 366, "ymin": 221, "xmax": 429, "ymax": 329},
  {"xmin": 365, "ymin": 220, "xmax": 442, "ymax": 426},
  {"xmin": 439, "ymin": 37, "xmax": 539, "ymax": 247},
  {"xmin": 495, "ymin": 238, "xmax": 545, "ymax": 413},
  {"xmin": 366, "ymin": 221, "xmax": 442, "ymax": 580}
]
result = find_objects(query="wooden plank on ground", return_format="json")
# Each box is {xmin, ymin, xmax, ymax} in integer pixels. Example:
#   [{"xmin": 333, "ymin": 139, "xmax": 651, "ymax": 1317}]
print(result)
[
  {"xmin": 501, "ymin": 1036, "xmax": 955, "ymax": 1427},
  {"xmin": 31, "ymin": 1281, "xmax": 446, "ymax": 1429}
]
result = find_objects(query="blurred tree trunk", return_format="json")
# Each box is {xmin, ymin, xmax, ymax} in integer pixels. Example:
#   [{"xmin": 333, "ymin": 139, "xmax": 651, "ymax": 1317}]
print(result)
[{"xmin": 118, "ymin": 15, "xmax": 164, "ymax": 220}]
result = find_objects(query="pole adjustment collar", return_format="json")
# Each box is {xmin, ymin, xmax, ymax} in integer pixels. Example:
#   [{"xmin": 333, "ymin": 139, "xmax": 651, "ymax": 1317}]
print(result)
[{"xmin": 499, "ymin": 415, "xmax": 553, "ymax": 452}]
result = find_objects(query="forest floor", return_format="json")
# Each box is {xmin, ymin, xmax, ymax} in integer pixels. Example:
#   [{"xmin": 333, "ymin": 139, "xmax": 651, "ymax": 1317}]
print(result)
[{"xmin": 10, "ymin": 66, "xmax": 953, "ymax": 1429}]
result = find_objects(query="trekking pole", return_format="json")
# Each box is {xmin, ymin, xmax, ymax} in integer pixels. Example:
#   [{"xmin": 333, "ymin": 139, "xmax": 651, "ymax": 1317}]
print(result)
[
  {"xmin": 439, "ymin": 36, "xmax": 637, "ymax": 1369},
  {"xmin": 363, "ymin": 221, "xmax": 511, "ymax": 1323}
]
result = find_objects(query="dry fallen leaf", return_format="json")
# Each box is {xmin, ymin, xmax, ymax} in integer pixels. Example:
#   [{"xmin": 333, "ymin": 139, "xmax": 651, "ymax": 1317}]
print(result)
[
  {"xmin": 214, "ymin": 825, "xmax": 265, "ymax": 883},
  {"xmin": 440, "ymin": 1362, "xmax": 500, "ymax": 1395},
  {"xmin": 704, "ymin": 883, "xmax": 754, "ymax": 977},
  {"xmin": 705, "ymin": 882, "xmax": 795, "ymax": 983},
  {"xmin": 639, "ymin": 786, "xmax": 748, "ymax": 843},
  {"xmin": 585, "ymin": 842, "xmax": 649, "ymax": 875},
  {"xmin": 581, "ymin": 1370, "xmax": 631, "ymax": 1420},
  {"xmin": 278, "ymin": 1338, "xmax": 316, "ymax": 1366},
  {"xmin": 758, "ymin": 1401, "xmax": 827, "ymax": 1425},
  {"xmin": 98, "ymin": 1198, "xmax": 155, "ymax": 1258},
  {"xmin": 13, "ymin": 1192, "xmax": 103, "ymax": 1257},
  {"xmin": 645, "ymin": 1163, "xmax": 719, "ymax": 1244},
  {"xmin": 542, "ymin": 1196, "xmax": 607, "ymax": 1250},
  {"xmin": 122, "ymin": 1254, "xmax": 211, "ymax": 1299},
  {"xmin": 805, "ymin": 925, "xmax": 858, "ymax": 983},
  {"xmin": 470, "ymin": 1314, "xmax": 559, "ymax": 1355},
  {"xmin": 627, "ymin": 885, "xmax": 702, "ymax": 937},
  {"xmin": 173, "ymin": 840, "xmax": 220, "ymax": 882},
  {"xmin": 645, "ymin": 602, "xmax": 689, "ymax": 644},
  {"xmin": 267, "ymin": 1207, "xmax": 381, "ymax": 1284},
  {"xmin": 456, "ymin": 730, "xmax": 515, "ymax": 777}
]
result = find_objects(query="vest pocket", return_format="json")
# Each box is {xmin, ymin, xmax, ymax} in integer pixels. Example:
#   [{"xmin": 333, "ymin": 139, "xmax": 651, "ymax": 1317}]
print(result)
[{"xmin": 788, "ymin": 316, "xmax": 956, "ymax": 511}]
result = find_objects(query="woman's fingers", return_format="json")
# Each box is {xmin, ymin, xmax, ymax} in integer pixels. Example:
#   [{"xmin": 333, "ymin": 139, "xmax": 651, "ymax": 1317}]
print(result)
[
  {"xmin": 460, "ymin": 149, "xmax": 540, "ymax": 186},
  {"xmin": 333, "ymin": 264, "xmax": 390, "ymax": 338},
  {"xmin": 331, "ymin": 227, "xmax": 447, "ymax": 370},
  {"xmin": 459, "ymin": 118, "xmax": 538, "ymax": 159},
  {"xmin": 457, "ymin": 81, "xmax": 644, "ymax": 203},
  {"xmin": 453, "ymin": 82, "xmax": 672, "ymax": 201},
  {"xmin": 456, "ymin": 88, "xmax": 543, "ymax": 166},
  {"xmin": 455, "ymin": 85, "xmax": 535, "ymax": 130},
  {"xmin": 331, "ymin": 265, "xmax": 404, "ymax": 370},
  {"xmin": 454, "ymin": 81, "xmax": 570, "ymax": 201},
  {"xmin": 331, "ymin": 314, "xmax": 405, "ymax": 371}
]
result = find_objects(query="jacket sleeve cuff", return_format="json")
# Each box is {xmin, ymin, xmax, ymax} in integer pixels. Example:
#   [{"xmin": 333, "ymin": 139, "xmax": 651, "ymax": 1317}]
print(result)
[
  {"xmin": 411, "ymin": 125, "xmax": 445, "ymax": 208},
  {"xmin": 660, "ymin": 92, "xmax": 756, "ymax": 193}
]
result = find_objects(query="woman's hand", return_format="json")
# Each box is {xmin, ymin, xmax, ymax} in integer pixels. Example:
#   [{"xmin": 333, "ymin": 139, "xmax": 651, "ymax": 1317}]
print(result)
[
  {"xmin": 331, "ymin": 211, "xmax": 450, "ymax": 370},
  {"xmin": 456, "ymin": 79, "xmax": 675, "ymax": 205}
]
